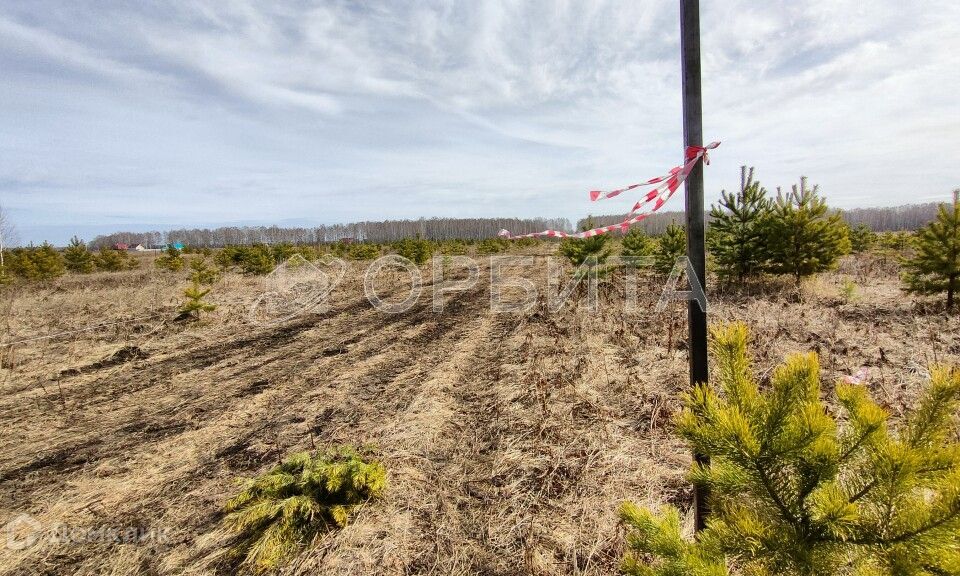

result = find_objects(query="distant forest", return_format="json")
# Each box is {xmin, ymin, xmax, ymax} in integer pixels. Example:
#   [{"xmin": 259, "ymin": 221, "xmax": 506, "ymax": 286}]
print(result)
[
  {"xmin": 89, "ymin": 202, "xmax": 943, "ymax": 248},
  {"xmin": 89, "ymin": 217, "xmax": 572, "ymax": 249},
  {"xmin": 578, "ymin": 202, "xmax": 944, "ymax": 236}
]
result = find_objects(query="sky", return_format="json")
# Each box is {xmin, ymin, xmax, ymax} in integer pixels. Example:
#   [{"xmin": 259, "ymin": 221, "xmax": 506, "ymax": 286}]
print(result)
[{"xmin": 1, "ymin": 0, "xmax": 959, "ymax": 245}]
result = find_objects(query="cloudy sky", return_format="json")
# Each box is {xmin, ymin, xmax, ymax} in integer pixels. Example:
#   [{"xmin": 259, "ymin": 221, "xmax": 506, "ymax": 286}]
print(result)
[{"xmin": 2, "ymin": 1, "xmax": 958, "ymax": 245}]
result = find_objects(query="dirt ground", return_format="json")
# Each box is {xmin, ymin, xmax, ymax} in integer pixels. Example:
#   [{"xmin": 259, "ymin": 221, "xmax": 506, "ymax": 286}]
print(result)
[{"xmin": 0, "ymin": 251, "xmax": 957, "ymax": 575}]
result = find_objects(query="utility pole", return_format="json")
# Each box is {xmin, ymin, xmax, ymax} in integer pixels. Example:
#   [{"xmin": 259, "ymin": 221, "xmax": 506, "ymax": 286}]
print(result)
[{"xmin": 680, "ymin": 0, "xmax": 710, "ymax": 532}]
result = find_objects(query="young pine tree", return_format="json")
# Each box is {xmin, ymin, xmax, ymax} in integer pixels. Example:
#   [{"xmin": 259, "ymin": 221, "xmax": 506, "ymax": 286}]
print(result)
[
  {"xmin": 559, "ymin": 217, "xmax": 613, "ymax": 276},
  {"xmin": 762, "ymin": 177, "xmax": 850, "ymax": 284},
  {"xmin": 621, "ymin": 323, "xmax": 960, "ymax": 576},
  {"xmin": 7, "ymin": 247, "xmax": 38, "ymax": 280},
  {"xmin": 188, "ymin": 257, "xmax": 220, "ymax": 285},
  {"xmin": 707, "ymin": 166, "xmax": 772, "ymax": 283},
  {"xmin": 180, "ymin": 281, "xmax": 216, "ymax": 319},
  {"xmin": 848, "ymin": 223, "xmax": 878, "ymax": 253},
  {"xmin": 95, "ymin": 247, "xmax": 137, "ymax": 272},
  {"xmin": 240, "ymin": 245, "xmax": 276, "ymax": 275},
  {"xmin": 654, "ymin": 223, "xmax": 686, "ymax": 274},
  {"xmin": 155, "ymin": 245, "xmax": 185, "ymax": 272},
  {"xmin": 621, "ymin": 227, "xmax": 655, "ymax": 267},
  {"xmin": 903, "ymin": 189, "xmax": 960, "ymax": 310},
  {"xmin": 31, "ymin": 242, "xmax": 65, "ymax": 280},
  {"xmin": 396, "ymin": 235, "xmax": 433, "ymax": 265},
  {"xmin": 63, "ymin": 236, "xmax": 95, "ymax": 273}
]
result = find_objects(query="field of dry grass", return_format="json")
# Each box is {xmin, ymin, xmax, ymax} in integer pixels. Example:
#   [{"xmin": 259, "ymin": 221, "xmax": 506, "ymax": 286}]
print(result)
[{"xmin": 0, "ymin": 250, "xmax": 957, "ymax": 575}]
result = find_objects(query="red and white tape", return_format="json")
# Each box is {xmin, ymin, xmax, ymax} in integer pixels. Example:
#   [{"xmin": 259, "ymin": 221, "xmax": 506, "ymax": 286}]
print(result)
[{"xmin": 499, "ymin": 142, "xmax": 720, "ymax": 239}]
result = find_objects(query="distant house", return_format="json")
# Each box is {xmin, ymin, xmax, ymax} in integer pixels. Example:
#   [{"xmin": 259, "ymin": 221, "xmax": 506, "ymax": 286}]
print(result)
[
  {"xmin": 169, "ymin": 242, "xmax": 185, "ymax": 251},
  {"xmin": 112, "ymin": 243, "xmax": 129, "ymax": 251},
  {"xmin": 129, "ymin": 244, "xmax": 146, "ymax": 251}
]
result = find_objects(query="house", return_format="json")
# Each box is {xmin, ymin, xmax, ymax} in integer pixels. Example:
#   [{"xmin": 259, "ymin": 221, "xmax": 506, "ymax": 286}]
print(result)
[
  {"xmin": 169, "ymin": 242, "xmax": 185, "ymax": 251},
  {"xmin": 129, "ymin": 244, "xmax": 146, "ymax": 251},
  {"xmin": 112, "ymin": 243, "xmax": 129, "ymax": 251}
]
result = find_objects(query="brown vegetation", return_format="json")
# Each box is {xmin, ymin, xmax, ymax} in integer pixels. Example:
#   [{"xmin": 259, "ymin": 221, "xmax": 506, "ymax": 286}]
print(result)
[{"xmin": 0, "ymin": 249, "xmax": 957, "ymax": 575}]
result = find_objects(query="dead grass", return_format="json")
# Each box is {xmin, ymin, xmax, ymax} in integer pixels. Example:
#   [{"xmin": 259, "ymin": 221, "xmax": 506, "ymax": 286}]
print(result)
[{"xmin": 0, "ymin": 253, "xmax": 957, "ymax": 575}]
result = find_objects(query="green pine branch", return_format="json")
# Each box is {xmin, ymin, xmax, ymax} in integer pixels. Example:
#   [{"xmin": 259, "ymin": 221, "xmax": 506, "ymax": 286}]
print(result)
[{"xmin": 622, "ymin": 323, "xmax": 960, "ymax": 575}]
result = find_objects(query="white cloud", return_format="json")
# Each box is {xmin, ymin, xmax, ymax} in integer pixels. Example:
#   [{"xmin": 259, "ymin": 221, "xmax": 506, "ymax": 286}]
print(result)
[{"xmin": 1, "ymin": 0, "xmax": 959, "ymax": 243}]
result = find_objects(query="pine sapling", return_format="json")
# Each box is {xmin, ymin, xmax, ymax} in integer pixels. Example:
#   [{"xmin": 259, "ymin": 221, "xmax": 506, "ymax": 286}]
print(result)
[
  {"xmin": 559, "ymin": 217, "xmax": 612, "ymax": 277},
  {"xmin": 63, "ymin": 236, "xmax": 95, "ymax": 273},
  {"xmin": 180, "ymin": 281, "xmax": 215, "ymax": 319},
  {"xmin": 654, "ymin": 223, "xmax": 686, "ymax": 275},
  {"xmin": 762, "ymin": 177, "xmax": 850, "ymax": 284},
  {"xmin": 155, "ymin": 245, "xmax": 185, "ymax": 272},
  {"xmin": 188, "ymin": 256, "xmax": 220, "ymax": 285},
  {"xmin": 621, "ymin": 227, "xmax": 655, "ymax": 267},
  {"xmin": 707, "ymin": 166, "xmax": 772, "ymax": 283},
  {"xmin": 903, "ymin": 189, "xmax": 960, "ymax": 310},
  {"xmin": 621, "ymin": 322, "xmax": 960, "ymax": 575}
]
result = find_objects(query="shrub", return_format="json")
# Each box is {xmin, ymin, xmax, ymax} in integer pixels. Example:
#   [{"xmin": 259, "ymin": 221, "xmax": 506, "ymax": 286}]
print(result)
[
  {"xmin": 515, "ymin": 237, "xmax": 541, "ymax": 249},
  {"xmin": 654, "ymin": 223, "xmax": 686, "ymax": 274},
  {"xmin": 8, "ymin": 243, "xmax": 65, "ymax": 280},
  {"xmin": 621, "ymin": 227, "xmax": 655, "ymax": 267},
  {"xmin": 271, "ymin": 243, "xmax": 298, "ymax": 263},
  {"xmin": 707, "ymin": 166, "xmax": 772, "ymax": 283},
  {"xmin": 877, "ymin": 231, "xmax": 913, "ymax": 251},
  {"xmin": 395, "ymin": 236, "xmax": 432, "ymax": 265},
  {"xmin": 95, "ymin": 247, "xmax": 138, "ymax": 272},
  {"xmin": 848, "ymin": 223, "xmax": 878, "ymax": 253},
  {"xmin": 559, "ymin": 217, "xmax": 612, "ymax": 276},
  {"xmin": 347, "ymin": 243, "xmax": 380, "ymax": 261},
  {"xmin": 63, "ymin": 236, "xmax": 95, "ymax": 273},
  {"xmin": 155, "ymin": 246, "xmax": 185, "ymax": 272},
  {"xmin": 840, "ymin": 278, "xmax": 858, "ymax": 303},
  {"xmin": 762, "ymin": 177, "xmax": 850, "ymax": 283},
  {"xmin": 903, "ymin": 190, "xmax": 960, "ymax": 310},
  {"xmin": 438, "ymin": 240, "xmax": 469, "ymax": 255},
  {"xmin": 223, "ymin": 447, "xmax": 386, "ymax": 573},
  {"xmin": 621, "ymin": 323, "xmax": 960, "ymax": 576},
  {"xmin": 240, "ymin": 245, "xmax": 276, "ymax": 275},
  {"xmin": 477, "ymin": 238, "xmax": 510, "ymax": 254}
]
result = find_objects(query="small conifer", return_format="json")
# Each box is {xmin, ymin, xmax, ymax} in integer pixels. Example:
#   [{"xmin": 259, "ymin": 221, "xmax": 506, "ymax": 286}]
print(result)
[
  {"xmin": 654, "ymin": 223, "xmax": 686, "ymax": 275},
  {"xmin": 621, "ymin": 227, "xmax": 655, "ymax": 267},
  {"xmin": 63, "ymin": 236, "xmax": 95, "ymax": 273},
  {"xmin": 903, "ymin": 190, "xmax": 960, "ymax": 310},
  {"xmin": 621, "ymin": 323, "xmax": 960, "ymax": 575},
  {"xmin": 707, "ymin": 166, "xmax": 772, "ymax": 282},
  {"xmin": 180, "ymin": 281, "xmax": 216, "ymax": 319},
  {"xmin": 762, "ymin": 178, "xmax": 850, "ymax": 283}
]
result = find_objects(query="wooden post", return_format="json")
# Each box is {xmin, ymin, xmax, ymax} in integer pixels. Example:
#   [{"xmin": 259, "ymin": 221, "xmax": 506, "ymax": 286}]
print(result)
[{"xmin": 680, "ymin": 0, "xmax": 710, "ymax": 532}]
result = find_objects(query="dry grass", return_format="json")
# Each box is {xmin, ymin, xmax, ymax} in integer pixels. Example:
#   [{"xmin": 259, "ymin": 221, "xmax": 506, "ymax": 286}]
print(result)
[{"xmin": 0, "ymin": 252, "xmax": 957, "ymax": 575}]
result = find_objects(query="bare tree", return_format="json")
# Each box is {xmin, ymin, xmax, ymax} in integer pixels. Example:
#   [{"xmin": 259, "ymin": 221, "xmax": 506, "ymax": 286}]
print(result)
[{"xmin": 0, "ymin": 203, "xmax": 18, "ymax": 268}]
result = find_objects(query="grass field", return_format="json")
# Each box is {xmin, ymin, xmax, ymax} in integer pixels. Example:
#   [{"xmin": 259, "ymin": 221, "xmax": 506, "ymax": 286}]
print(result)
[{"xmin": 0, "ymin": 249, "xmax": 957, "ymax": 575}]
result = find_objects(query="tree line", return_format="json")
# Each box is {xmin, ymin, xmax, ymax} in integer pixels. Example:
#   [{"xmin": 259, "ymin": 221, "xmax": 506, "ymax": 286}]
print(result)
[
  {"xmin": 89, "ymin": 217, "xmax": 572, "ymax": 249},
  {"xmin": 578, "ymin": 201, "xmax": 941, "ymax": 236}
]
